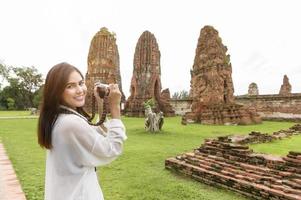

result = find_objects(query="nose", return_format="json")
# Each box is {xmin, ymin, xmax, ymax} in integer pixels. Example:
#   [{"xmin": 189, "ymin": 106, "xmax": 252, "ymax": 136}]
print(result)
[{"xmin": 76, "ymin": 84, "xmax": 84, "ymax": 94}]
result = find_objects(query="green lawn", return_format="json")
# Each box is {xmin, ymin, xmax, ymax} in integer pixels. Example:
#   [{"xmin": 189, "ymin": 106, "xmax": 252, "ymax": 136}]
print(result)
[
  {"xmin": 250, "ymin": 134, "xmax": 301, "ymax": 156},
  {"xmin": 0, "ymin": 110, "xmax": 31, "ymax": 117},
  {"xmin": 0, "ymin": 115, "xmax": 299, "ymax": 200}
]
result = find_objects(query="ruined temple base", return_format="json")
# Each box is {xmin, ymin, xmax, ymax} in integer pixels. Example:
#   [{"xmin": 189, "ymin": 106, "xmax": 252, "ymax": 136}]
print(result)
[
  {"xmin": 184, "ymin": 103, "xmax": 261, "ymax": 125},
  {"xmin": 165, "ymin": 127, "xmax": 301, "ymax": 200}
]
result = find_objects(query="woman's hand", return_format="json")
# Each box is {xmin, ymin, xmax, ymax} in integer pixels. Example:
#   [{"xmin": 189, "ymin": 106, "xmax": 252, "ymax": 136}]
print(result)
[
  {"xmin": 94, "ymin": 83, "xmax": 121, "ymax": 119},
  {"xmin": 93, "ymin": 83, "xmax": 105, "ymax": 119},
  {"xmin": 108, "ymin": 84, "xmax": 121, "ymax": 119}
]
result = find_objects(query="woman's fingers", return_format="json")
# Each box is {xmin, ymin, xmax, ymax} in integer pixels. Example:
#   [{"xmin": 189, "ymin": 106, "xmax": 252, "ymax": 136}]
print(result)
[
  {"xmin": 109, "ymin": 84, "xmax": 121, "ymax": 95},
  {"xmin": 108, "ymin": 84, "xmax": 121, "ymax": 105}
]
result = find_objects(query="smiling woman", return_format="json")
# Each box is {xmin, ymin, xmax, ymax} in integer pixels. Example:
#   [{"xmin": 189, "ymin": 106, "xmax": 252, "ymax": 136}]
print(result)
[{"xmin": 37, "ymin": 62, "xmax": 127, "ymax": 200}]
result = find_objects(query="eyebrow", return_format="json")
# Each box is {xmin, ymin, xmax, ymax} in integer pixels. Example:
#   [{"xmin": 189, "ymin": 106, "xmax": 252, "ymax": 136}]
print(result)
[{"xmin": 65, "ymin": 79, "xmax": 84, "ymax": 86}]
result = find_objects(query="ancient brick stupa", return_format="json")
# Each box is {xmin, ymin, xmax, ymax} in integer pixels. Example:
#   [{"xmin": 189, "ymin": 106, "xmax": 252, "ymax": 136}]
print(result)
[
  {"xmin": 248, "ymin": 82, "xmax": 259, "ymax": 95},
  {"xmin": 124, "ymin": 31, "xmax": 175, "ymax": 117},
  {"xmin": 279, "ymin": 75, "xmax": 292, "ymax": 95},
  {"xmin": 85, "ymin": 27, "xmax": 125, "ymax": 110},
  {"xmin": 184, "ymin": 26, "xmax": 261, "ymax": 125}
]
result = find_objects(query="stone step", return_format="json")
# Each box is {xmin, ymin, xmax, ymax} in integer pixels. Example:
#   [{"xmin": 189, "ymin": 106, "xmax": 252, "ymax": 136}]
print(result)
[
  {"xmin": 183, "ymin": 153, "xmax": 301, "ymax": 196},
  {"xmin": 197, "ymin": 145, "xmax": 301, "ymax": 175},
  {"xmin": 166, "ymin": 158, "xmax": 301, "ymax": 200},
  {"xmin": 196, "ymin": 152, "xmax": 301, "ymax": 179},
  {"xmin": 187, "ymin": 155, "xmax": 284, "ymax": 185}
]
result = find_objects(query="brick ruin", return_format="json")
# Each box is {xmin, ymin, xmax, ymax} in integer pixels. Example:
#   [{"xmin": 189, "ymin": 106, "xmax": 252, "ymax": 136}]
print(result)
[
  {"xmin": 235, "ymin": 75, "xmax": 301, "ymax": 122},
  {"xmin": 236, "ymin": 75, "xmax": 299, "ymax": 121},
  {"xmin": 236, "ymin": 94, "xmax": 301, "ymax": 122},
  {"xmin": 279, "ymin": 75, "xmax": 292, "ymax": 96},
  {"xmin": 165, "ymin": 124, "xmax": 301, "ymax": 200},
  {"xmin": 170, "ymin": 99, "xmax": 193, "ymax": 116},
  {"xmin": 223, "ymin": 124, "xmax": 301, "ymax": 144},
  {"xmin": 184, "ymin": 26, "xmax": 261, "ymax": 125},
  {"xmin": 171, "ymin": 77, "xmax": 301, "ymax": 121},
  {"xmin": 248, "ymin": 82, "xmax": 259, "ymax": 96},
  {"xmin": 85, "ymin": 27, "xmax": 125, "ymax": 111},
  {"xmin": 171, "ymin": 75, "xmax": 300, "ymax": 122},
  {"xmin": 124, "ymin": 31, "xmax": 175, "ymax": 117}
]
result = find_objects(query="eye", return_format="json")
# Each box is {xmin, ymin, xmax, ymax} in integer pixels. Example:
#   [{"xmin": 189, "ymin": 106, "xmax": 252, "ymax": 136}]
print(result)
[
  {"xmin": 66, "ymin": 83, "xmax": 75, "ymax": 89},
  {"xmin": 79, "ymin": 80, "xmax": 85, "ymax": 86}
]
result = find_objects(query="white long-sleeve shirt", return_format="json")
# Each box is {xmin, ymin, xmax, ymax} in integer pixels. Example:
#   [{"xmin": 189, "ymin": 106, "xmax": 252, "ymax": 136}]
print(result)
[{"xmin": 44, "ymin": 109, "xmax": 127, "ymax": 200}]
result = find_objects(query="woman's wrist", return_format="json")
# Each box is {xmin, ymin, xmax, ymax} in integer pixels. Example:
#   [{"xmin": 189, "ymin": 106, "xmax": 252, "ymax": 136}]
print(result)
[{"xmin": 110, "ymin": 105, "xmax": 121, "ymax": 119}]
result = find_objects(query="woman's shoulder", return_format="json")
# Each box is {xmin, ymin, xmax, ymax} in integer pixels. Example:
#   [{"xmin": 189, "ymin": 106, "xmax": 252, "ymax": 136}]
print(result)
[
  {"xmin": 58, "ymin": 113, "xmax": 84, "ymax": 122},
  {"xmin": 55, "ymin": 113, "xmax": 88, "ymax": 131}
]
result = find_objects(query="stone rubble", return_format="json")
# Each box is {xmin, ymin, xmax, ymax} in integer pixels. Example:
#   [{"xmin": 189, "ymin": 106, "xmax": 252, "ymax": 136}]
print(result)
[{"xmin": 166, "ymin": 124, "xmax": 301, "ymax": 200}]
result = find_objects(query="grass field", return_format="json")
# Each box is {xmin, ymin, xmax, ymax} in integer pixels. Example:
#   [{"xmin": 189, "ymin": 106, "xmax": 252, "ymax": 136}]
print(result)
[
  {"xmin": 0, "ymin": 114, "xmax": 299, "ymax": 200},
  {"xmin": 0, "ymin": 110, "xmax": 31, "ymax": 117},
  {"xmin": 250, "ymin": 134, "xmax": 301, "ymax": 156}
]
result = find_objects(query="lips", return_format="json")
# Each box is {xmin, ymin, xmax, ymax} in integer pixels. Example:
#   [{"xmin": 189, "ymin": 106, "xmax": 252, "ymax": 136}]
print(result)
[{"xmin": 74, "ymin": 95, "xmax": 85, "ymax": 101}]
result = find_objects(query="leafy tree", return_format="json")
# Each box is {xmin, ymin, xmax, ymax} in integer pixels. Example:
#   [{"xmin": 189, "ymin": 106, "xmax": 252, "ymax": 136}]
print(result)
[
  {"xmin": 11, "ymin": 66, "xmax": 43, "ymax": 108},
  {"xmin": 6, "ymin": 97, "xmax": 15, "ymax": 110},
  {"xmin": 0, "ymin": 90, "xmax": 7, "ymax": 110},
  {"xmin": 172, "ymin": 92, "xmax": 180, "ymax": 99},
  {"xmin": 0, "ymin": 62, "xmax": 10, "ymax": 89},
  {"xmin": 33, "ymin": 84, "xmax": 44, "ymax": 108},
  {"xmin": 179, "ymin": 90, "xmax": 189, "ymax": 99},
  {"xmin": 172, "ymin": 90, "xmax": 189, "ymax": 100},
  {"xmin": 0, "ymin": 65, "xmax": 43, "ymax": 109},
  {"xmin": 0, "ymin": 80, "xmax": 24, "ymax": 109}
]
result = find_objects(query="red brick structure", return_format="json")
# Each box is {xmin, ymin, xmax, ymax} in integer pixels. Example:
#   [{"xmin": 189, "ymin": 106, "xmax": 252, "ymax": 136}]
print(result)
[
  {"xmin": 236, "ymin": 93, "xmax": 301, "ymax": 122},
  {"xmin": 85, "ymin": 27, "xmax": 125, "ymax": 111},
  {"xmin": 124, "ymin": 31, "xmax": 175, "ymax": 117},
  {"xmin": 184, "ymin": 26, "xmax": 261, "ymax": 125},
  {"xmin": 166, "ymin": 124, "xmax": 301, "ymax": 200},
  {"xmin": 0, "ymin": 143, "xmax": 26, "ymax": 200},
  {"xmin": 279, "ymin": 75, "xmax": 292, "ymax": 96}
]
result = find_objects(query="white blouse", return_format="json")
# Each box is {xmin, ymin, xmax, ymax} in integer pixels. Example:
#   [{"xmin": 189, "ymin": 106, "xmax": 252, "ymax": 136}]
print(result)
[{"xmin": 44, "ymin": 108, "xmax": 127, "ymax": 200}]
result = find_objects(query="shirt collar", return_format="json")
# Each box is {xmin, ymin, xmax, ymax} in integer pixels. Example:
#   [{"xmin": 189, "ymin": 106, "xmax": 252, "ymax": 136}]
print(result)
[{"xmin": 59, "ymin": 105, "xmax": 88, "ymax": 122}]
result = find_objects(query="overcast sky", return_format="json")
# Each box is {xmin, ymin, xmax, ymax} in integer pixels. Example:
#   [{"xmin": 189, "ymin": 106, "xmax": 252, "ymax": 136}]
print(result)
[{"xmin": 1, "ymin": 0, "xmax": 300, "ymax": 97}]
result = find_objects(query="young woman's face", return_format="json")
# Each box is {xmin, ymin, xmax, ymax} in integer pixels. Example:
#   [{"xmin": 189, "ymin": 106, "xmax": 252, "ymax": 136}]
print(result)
[{"xmin": 62, "ymin": 70, "xmax": 87, "ymax": 109}]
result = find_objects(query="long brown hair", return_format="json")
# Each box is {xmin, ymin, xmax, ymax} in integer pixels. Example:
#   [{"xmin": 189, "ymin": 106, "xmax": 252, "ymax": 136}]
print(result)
[{"xmin": 37, "ymin": 62, "xmax": 89, "ymax": 149}]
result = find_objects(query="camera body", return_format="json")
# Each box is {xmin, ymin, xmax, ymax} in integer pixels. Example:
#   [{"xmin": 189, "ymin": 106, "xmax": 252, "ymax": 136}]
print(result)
[{"xmin": 95, "ymin": 83, "xmax": 110, "ymax": 98}]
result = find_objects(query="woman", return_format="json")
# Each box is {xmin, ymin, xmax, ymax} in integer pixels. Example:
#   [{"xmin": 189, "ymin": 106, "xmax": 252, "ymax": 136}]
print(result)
[{"xmin": 38, "ymin": 62, "xmax": 127, "ymax": 200}]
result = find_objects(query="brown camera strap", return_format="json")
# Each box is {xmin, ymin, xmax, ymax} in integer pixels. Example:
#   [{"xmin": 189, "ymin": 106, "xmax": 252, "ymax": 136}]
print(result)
[{"xmin": 90, "ymin": 95, "xmax": 109, "ymax": 126}]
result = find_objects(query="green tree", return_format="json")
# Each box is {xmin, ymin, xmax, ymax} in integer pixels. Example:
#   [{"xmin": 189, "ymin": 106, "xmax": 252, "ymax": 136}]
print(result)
[
  {"xmin": 33, "ymin": 84, "xmax": 44, "ymax": 108},
  {"xmin": 6, "ymin": 97, "xmax": 15, "ymax": 110},
  {"xmin": 172, "ymin": 90, "xmax": 189, "ymax": 100},
  {"xmin": 0, "ymin": 62, "xmax": 10, "ymax": 89},
  {"xmin": 179, "ymin": 90, "xmax": 189, "ymax": 99},
  {"xmin": 0, "ymin": 80, "xmax": 23, "ymax": 109},
  {"xmin": 172, "ymin": 92, "xmax": 180, "ymax": 99},
  {"xmin": 10, "ymin": 66, "xmax": 43, "ymax": 108},
  {"xmin": 0, "ymin": 66, "xmax": 43, "ymax": 109}
]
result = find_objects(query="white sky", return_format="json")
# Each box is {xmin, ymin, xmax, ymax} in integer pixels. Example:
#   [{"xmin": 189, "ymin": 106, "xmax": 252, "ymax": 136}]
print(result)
[{"xmin": 1, "ymin": 0, "xmax": 300, "ymax": 97}]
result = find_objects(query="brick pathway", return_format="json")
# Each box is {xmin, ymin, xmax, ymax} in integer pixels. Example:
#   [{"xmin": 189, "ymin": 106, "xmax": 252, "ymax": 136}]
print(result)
[{"xmin": 0, "ymin": 143, "xmax": 27, "ymax": 200}]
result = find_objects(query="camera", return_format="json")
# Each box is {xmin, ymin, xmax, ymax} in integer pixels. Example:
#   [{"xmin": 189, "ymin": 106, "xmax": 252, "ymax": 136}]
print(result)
[{"xmin": 95, "ymin": 82, "xmax": 110, "ymax": 98}]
